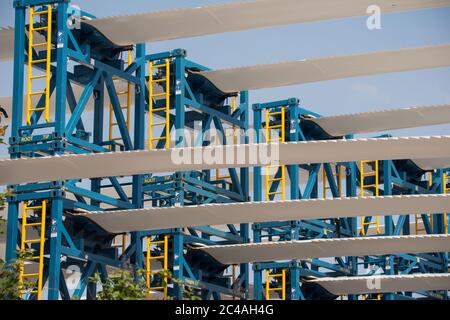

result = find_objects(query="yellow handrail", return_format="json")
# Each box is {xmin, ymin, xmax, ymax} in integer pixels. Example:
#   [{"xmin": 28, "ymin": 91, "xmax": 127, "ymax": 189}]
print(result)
[
  {"xmin": 362, "ymin": 293, "xmax": 382, "ymax": 300},
  {"xmin": 360, "ymin": 160, "xmax": 381, "ymax": 235},
  {"xmin": 265, "ymin": 107, "xmax": 286, "ymax": 201},
  {"xmin": 146, "ymin": 235, "xmax": 169, "ymax": 300},
  {"xmin": 149, "ymin": 59, "xmax": 171, "ymax": 150},
  {"xmin": 19, "ymin": 200, "xmax": 47, "ymax": 300},
  {"xmin": 265, "ymin": 269, "xmax": 286, "ymax": 300},
  {"xmin": 26, "ymin": 5, "xmax": 52, "ymax": 125}
]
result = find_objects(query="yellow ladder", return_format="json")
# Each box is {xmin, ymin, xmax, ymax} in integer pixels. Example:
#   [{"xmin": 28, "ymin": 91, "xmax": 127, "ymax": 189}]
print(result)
[
  {"xmin": 444, "ymin": 173, "xmax": 449, "ymax": 233},
  {"xmin": 146, "ymin": 235, "xmax": 169, "ymax": 300},
  {"xmin": 26, "ymin": 5, "xmax": 53, "ymax": 125},
  {"xmin": 109, "ymin": 50, "xmax": 132, "ymax": 149},
  {"xmin": 19, "ymin": 200, "xmax": 47, "ymax": 300},
  {"xmin": 415, "ymin": 172, "xmax": 434, "ymax": 234},
  {"xmin": 147, "ymin": 60, "xmax": 171, "ymax": 298},
  {"xmin": 265, "ymin": 270, "xmax": 286, "ymax": 300},
  {"xmin": 360, "ymin": 160, "xmax": 381, "ymax": 235},
  {"xmin": 149, "ymin": 59, "xmax": 171, "ymax": 150},
  {"xmin": 265, "ymin": 107, "xmax": 286, "ymax": 201},
  {"xmin": 362, "ymin": 293, "xmax": 382, "ymax": 300},
  {"xmin": 323, "ymin": 164, "xmax": 343, "ymax": 199},
  {"xmin": 215, "ymin": 96, "xmax": 237, "ymax": 181}
]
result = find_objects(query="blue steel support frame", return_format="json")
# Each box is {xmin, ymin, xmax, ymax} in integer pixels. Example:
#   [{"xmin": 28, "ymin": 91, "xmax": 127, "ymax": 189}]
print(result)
[
  {"xmin": 252, "ymin": 97, "xmax": 448, "ymax": 300},
  {"xmin": 6, "ymin": 1, "xmax": 447, "ymax": 300},
  {"xmin": 253, "ymin": 98, "xmax": 323, "ymax": 300},
  {"xmin": 130, "ymin": 43, "xmax": 146, "ymax": 271},
  {"xmin": 6, "ymin": 1, "xmax": 152, "ymax": 300},
  {"xmin": 5, "ymin": 0, "xmax": 27, "ymax": 265},
  {"xmin": 48, "ymin": 2, "xmax": 69, "ymax": 298},
  {"xmin": 136, "ymin": 51, "xmax": 250, "ymax": 299},
  {"xmin": 383, "ymin": 160, "xmax": 395, "ymax": 301},
  {"xmin": 239, "ymin": 92, "xmax": 250, "ymax": 298}
]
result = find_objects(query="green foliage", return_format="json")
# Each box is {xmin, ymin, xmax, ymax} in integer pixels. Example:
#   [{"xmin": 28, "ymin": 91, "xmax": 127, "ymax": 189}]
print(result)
[
  {"xmin": 90, "ymin": 269, "xmax": 148, "ymax": 300},
  {"xmin": 182, "ymin": 284, "xmax": 202, "ymax": 301},
  {"xmin": 0, "ymin": 189, "xmax": 12, "ymax": 235},
  {"xmin": 0, "ymin": 251, "xmax": 34, "ymax": 300},
  {"xmin": 0, "ymin": 217, "xmax": 4, "ymax": 235},
  {"xmin": 163, "ymin": 271, "xmax": 201, "ymax": 300},
  {"xmin": 0, "ymin": 108, "xmax": 37, "ymax": 300},
  {"xmin": 0, "ymin": 125, "xmax": 6, "ymax": 145},
  {"xmin": 90, "ymin": 268, "xmax": 202, "ymax": 300}
]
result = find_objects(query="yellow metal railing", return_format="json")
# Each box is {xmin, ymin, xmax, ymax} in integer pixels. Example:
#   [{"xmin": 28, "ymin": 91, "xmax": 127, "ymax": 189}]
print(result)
[
  {"xmin": 147, "ymin": 60, "xmax": 171, "ymax": 298},
  {"xmin": 26, "ymin": 5, "xmax": 53, "ymax": 125},
  {"xmin": 360, "ymin": 160, "xmax": 381, "ymax": 235},
  {"xmin": 265, "ymin": 107, "xmax": 286, "ymax": 201},
  {"xmin": 19, "ymin": 200, "xmax": 47, "ymax": 300},
  {"xmin": 265, "ymin": 270, "xmax": 286, "ymax": 300},
  {"xmin": 109, "ymin": 50, "xmax": 132, "ymax": 149},
  {"xmin": 146, "ymin": 235, "xmax": 169, "ymax": 300},
  {"xmin": 215, "ymin": 96, "xmax": 237, "ymax": 181},
  {"xmin": 362, "ymin": 293, "xmax": 382, "ymax": 300},
  {"xmin": 149, "ymin": 59, "xmax": 171, "ymax": 150}
]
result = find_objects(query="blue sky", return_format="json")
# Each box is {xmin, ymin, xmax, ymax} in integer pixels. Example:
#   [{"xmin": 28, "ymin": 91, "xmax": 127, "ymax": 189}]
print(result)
[{"xmin": 0, "ymin": 0, "xmax": 449, "ymax": 151}]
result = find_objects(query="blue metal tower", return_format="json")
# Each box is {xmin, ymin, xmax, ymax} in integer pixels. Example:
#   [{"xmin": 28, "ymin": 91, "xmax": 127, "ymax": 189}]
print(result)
[{"xmin": 6, "ymin": 0, "xmax": 250, "ymax": 300}]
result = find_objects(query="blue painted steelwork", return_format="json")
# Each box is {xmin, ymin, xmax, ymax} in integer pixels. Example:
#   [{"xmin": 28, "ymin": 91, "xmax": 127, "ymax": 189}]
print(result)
[
  {"xmin": 7, "ymin": 0, "xmax": 250, "ymax": 300},
  {"xmin": 5, "ymin": 0, "xmax": 447, "ymax": 300},
  {"xmin": 6, "ymin": 0, "xmax": 150, "ymax": 300},
  {"xmin": 252, "ymin": 97, "xmax": 449, "ymax": 300},
  {"xmin": 139, "ymin": 50, "xmax": 250, "ymax": 299}
]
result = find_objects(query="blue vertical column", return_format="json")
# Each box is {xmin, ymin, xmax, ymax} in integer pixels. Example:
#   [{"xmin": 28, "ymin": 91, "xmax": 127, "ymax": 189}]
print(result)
[
  {"xmin": 289, "ymin": 261, "xmax": 301, "ymax": 300},
  {"xmin": 434, "ymin": 169, "xmax": 445, "ymax": 234},
  {"xmin": 252, "ymin": 226, "xmax": 263, "ymax": 300},
  {"xmin": 5, "ymin": 200, "xmax": 19, "ymax": 263},
  {"xmin": 289, "ymin": 222, "xmax": 301, "ymax": 300},
  {"xmin": 54, "ymin": 0, "xmax": 68, "ymax": 138},
  {"xmin": 174, "ymin": 56, "xmax": 186, "ymax": 206},
  {"xmin": 439, "ymin": 171, "xmax": 448, "ymax": 296},
  {"xmin": 434, "ymin": 170, "xmax": 447, "ymax": 284},
  {"xmin": 174, "ymin": 56, "xmax": 186, "ymax": 149},
  {"xmin": 238, "ymin": 91, "xmax": 250, "ymax": 298},
  {"xmin": 288, "ymin": 99, "xmax": 300, "ymax": 200},
  {"xmin": 383, "ymin": 161, "xmax": 393, "ymax": 236},
  {"xmin": 252, "ymin": 105, "xmax": 263, "ymax": 202},
  {"xmin": 383, "ymin": 160, "xmax": 394, "ymax": 300},
  {"xmin": 11, "ymin": 1, "xmax": 25, "ymax": 138},
  {"xmin": 131, "ymin": 43, "xmax": 146, "ymax": 270},
  {"xmin": 6, "ymin": 1, "xmax": 27, "ymax": 264},
  {"xmin": 172, "ymin": 56, "xmax": 186, "ymax": 299},
  {"xmin": 47, "ymin": 1, "xmax": 69, "ymax": 300},
  {"xmin": 287, "ymin": 102, "xmax": 300, "ymax": 300},
  {"xmin": 91, "ymin": 78, "xmax": 104, "ymax": 207},
  {"xmin": 48, "ymin": 191, "xmax": 64, "ymax": 300},
  {"xmin": 173, "ymin": 231, "xmax": 184, "ymax": 300},
  {"xmin": 345, "ymin": 146, "xmax": 358, "ymax": 300},
  {"xmin": 252, "ymin": 105, "xmax": 263, "ymax": 299}
]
